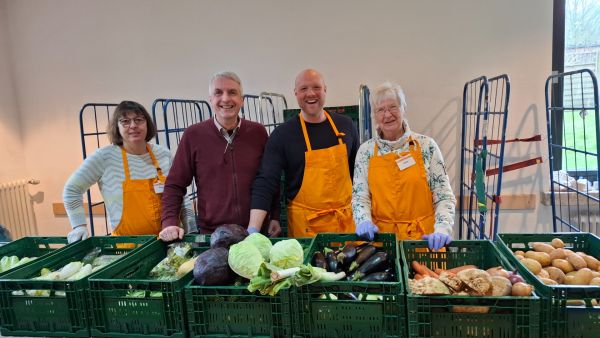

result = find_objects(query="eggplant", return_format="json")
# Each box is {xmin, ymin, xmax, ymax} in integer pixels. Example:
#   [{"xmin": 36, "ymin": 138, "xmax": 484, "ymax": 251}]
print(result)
[
  {"xmin": 348, "ymin": 245, "xmax": 377, "ymax": 272},
  {"xmin": 337, "ymin": 244, "xmax": 357, "ymax": 267},
  {"xmin": 351, "ymin": 252, "xmax": 388, "ymax": 281},
  {"xmin": 360, "ymin": 271, "xmax": 394, "ymax": 282},
  {"xmin": 311, "ymin": 251, "xmax": 327, "ymax": 269},
  {"xmin": 325, "ymin": 250, "xmax": 339, "ymax": 273}
]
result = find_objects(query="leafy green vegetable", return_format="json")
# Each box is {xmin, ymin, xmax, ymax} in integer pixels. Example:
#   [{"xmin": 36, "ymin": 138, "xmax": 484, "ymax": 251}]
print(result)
[
  {"xmin": 149, "ymin": 242, "xmax": 193, "ymax": 280},
  {"xmin": 243, "ymin": 233, "xmax": 272, "ymax": 260},
  {"xmin": 269, "ymin": 239, "xmax": 303, "ymax": 269},
  {"xmin": 228, "ymin": 241, "xmax": 264, "ymax": 279}
]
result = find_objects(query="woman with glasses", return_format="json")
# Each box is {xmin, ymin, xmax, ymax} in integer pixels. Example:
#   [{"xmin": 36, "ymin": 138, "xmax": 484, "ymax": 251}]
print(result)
[
  {"xmin": 63, "ymin": 101, "xmax": 196, "ymax": 243},
  {"xmin": 351, "ymin": 82, "xmax": 455, "ymax": 251}
]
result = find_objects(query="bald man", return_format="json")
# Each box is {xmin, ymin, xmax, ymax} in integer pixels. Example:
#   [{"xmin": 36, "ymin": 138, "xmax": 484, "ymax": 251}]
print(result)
[{"xmin": 248, "ymin": 69, "xmax": 359, "ymax": 237}]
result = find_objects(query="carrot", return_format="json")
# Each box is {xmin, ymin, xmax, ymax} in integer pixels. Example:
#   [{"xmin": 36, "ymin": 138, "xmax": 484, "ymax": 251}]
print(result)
[
  {"xmin": 414, "ymin": 273, "xmax": 424, "ymax": 280},
  {"xmin": 446, "ymin": 265, "xmax": 477, "ymax": 274},
  {"xmin": 412, "ymin": 261, "xmax": 439, "ymax": 278}
]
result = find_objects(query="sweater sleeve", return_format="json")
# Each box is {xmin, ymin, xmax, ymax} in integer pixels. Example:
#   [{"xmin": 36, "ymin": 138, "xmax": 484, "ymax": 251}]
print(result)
[
  {"xmin": 63, "ymin": 149, "xmax": 106, "ymax": 229},
  {"xmin": 161, "ymin": 131, "xmax": 195, "ymax": 229},
  {"xmin": 427, "ymin": 139, "xmax": 456, "ymax": 237},
  {"xmin": 251, "ymin": 128, "xmax": 285, "ymax": 212},
  {"xmin": 351, "ymin": 140, "xmax": 374, "ymax": 226}
]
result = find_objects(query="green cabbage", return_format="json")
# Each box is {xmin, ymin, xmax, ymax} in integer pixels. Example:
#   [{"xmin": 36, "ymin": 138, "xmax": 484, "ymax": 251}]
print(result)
[
  {"xmin": 269, "ymin": 239, "xmax": 303, "ymax": 269},
  {"xmin": 228, "ymin": 241, "xmax": 264, "ymax": 279},
  {"xmin": 243, "ymin": 233, "xmax": 272, "ymax": 260}
]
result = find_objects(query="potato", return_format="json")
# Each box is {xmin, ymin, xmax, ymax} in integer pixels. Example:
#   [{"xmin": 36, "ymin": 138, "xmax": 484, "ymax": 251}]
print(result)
[
  {"xmin": 537, "ymin": 269, "xmax": 550, "ymax": 279},
  {"xmin": 576, "ymin": 251, "xmax": 587, "ymax": 257},
  {"xmin": 544, "ymin": 267, "xmax": 566, "ymax": 284},
  {"xmin": 590, "ymin": 277, "xmax": 600, "ymax": 285},
  {"xmin": 566, "ymin": 299, "xmax": 586, "ymax": 306},
  {"xmin": 521, "ymin": 258, "xmax": 542, "ymax": 274},
  {"xmin": 551, "ymin": 238, "xmax": 565, "ymax": 249},
  {"xmin": 525, "ymin": 251, "xmax": 552, "ymax": 267},
  {"xmin": 563, "ymin": 249, "xmax": 575, "ymax": 256},
  {"xmin": 566, "ymin": 271, "xmax": 578, "ymax": 277},
  {"xmin": 582, "ymin": 255, "xmax": 600, "ymax": 271},
  {"xmin": 565, "ymin": 275, "xmax": 576, "ymax": 285},
  {"xmin": 452, "ymin": 306, "xmax": 490, "ymax": 313},
  {"xmin": 549, "ymin": 248, "xmax": 567, "ymax": 261},
  {"xmin": 486, "ymin": 267, "xmax": 510, "ymax": 279},
  {"xmin": 514, "ymin": 250, "xmax": 526, "ymax": 256},
  {"xmin": 567, "ymin": 254, "xmax": 587, "ymax": 270},
  {"xmin": 592, "ymin": 271, "xmax": 600, "ymax": 279},
  {"xmin": 516, "ymin": 255, "xmax": 524, "ymax": 261},
  {"xmin": 572, "ymin": 268, "xmax": 594, "ymax": 285},
  {"xmin": 553, "ymin": 259, "xmax": 575, "ymax": 273},
  {"xmin": 490, "ymin": 276, "xmax": 512, "ymax": 296},
  {"xmin": 511, "ymin": 282, "xmax": 533, "ymax": 296},
  {"xmin": 533, "ymin": 242, "xmax": 555, "ymax": 253},
  {"xmin": 540, "ymin": 277, "xmax": 558, "ymax": 285}
]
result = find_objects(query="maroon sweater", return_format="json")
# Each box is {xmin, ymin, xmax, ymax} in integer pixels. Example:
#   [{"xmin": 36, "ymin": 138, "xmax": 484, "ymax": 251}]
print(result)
[{"xmin": 161, "ymin": 119, "xmax": 278, "ymax": 234}]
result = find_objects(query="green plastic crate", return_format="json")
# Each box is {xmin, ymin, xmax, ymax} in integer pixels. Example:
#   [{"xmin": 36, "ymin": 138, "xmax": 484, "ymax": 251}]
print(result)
[
  {"xmin": 0, "ymin": 235, "xmax": 153, "ymax": 337},
  {"xmin": 185, "ymin": 237, "xmax": 313, "ymax": 338},
  {"xmin": 88, "ymin": 234, "xmax": 211, "ymax": 338},
  {"xmin": 496, "ymin": 233, "xmax": 600, "ymax": 338},
  {"xmin": 292, "ymin": 233, "xmax": 405, "ymax": 338},
  {"xmin": 401, "ymin": 240, "xmax": 540, "ymax": 338},
  {"xmin": 0, "ymin": 237, "xmax": 68, "ymax": 277}
]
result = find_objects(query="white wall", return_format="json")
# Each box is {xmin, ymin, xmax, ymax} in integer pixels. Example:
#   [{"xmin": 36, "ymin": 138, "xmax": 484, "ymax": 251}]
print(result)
[
  {"xmin": 0, "ymin": 0, "xmax": 26, "ymax": 182},
  {"xmin": 2, "ymin": 0, "xmax": 554, "ymax": 236}
]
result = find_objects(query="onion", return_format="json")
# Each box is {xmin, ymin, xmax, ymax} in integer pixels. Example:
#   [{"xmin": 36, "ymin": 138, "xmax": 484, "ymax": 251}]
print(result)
[{"xmin": 507, "ymin": 272, "xmax": 525, "ymax": 285}]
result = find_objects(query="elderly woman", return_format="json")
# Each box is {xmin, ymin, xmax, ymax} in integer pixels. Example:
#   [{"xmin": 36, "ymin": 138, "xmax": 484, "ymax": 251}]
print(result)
[
  {"xmin": 63, "ymin": 101, "xmax": 196, "ymax": 243},
  {"xmin": 352, "ymin": 82, "xmax": 455, "ymax": 251}
]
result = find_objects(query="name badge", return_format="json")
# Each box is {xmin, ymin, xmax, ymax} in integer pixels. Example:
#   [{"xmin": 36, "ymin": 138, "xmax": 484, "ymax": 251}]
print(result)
[
  {"xmin": 396, "ymin": 154, "xmax": 416, "ymax": 170},
  {"xmin": 153, "ymin": 182, "xmax": 165, "ymax": 194}
]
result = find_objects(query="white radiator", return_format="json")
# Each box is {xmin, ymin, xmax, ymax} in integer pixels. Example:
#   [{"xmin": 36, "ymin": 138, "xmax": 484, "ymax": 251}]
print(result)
[
  {"xmin": 0, "ymin": 179, "xmax": 39, "ymax": 239},
  {"xmin": 567, "ymin": 212, "xmax": 600, "ymax": 235}
]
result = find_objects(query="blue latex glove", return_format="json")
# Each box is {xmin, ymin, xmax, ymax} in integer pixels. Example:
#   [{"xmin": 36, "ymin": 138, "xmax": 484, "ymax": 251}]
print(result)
[
  {"xmin": 422, "ymin": 233, "xmax": 452, "ymax": 251},
  {"xmin": 247, "ymin": 227, "xmax": 260, "ymax": 235},
  {"xmin": 356, "ymin": 220, "xmax": 379, "ymax": 241}
]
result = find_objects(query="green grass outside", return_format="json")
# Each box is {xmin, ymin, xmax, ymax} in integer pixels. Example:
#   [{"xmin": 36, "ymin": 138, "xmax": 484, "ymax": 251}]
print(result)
[{"xmin": 562, "ymin": 109, "xmax": 599, "ymax": 171}]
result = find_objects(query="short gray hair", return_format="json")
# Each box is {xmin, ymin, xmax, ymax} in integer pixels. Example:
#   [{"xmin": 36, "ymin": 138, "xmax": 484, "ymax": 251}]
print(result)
[
  {"xmin": 370, "ymin": 81, "xmax": 407, "ymax": 115},
  {"xmin": 209, "ymin": 71, "xmax": 243, "ymax": 96}
]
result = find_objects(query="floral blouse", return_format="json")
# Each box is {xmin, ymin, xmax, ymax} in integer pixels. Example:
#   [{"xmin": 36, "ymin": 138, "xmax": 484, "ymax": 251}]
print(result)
[{"xmin": 351, "ymin": 120, "xmax": 455, "ymax": 236}]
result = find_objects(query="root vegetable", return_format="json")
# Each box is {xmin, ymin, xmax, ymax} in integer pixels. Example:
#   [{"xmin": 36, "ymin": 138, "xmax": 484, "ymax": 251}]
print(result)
[
  {"xmin": 540, "ymin": 277, "xmax": 558, "ymax": 285},
  {"xmin": 551, "ymin": 238, "xmax": 565, "ymax": 249},
  {"xmin": 549, "ymin": 248, "xmax": 567, "ymax": 261},
  {"xmin": 552, "ymin": 259, "xmax": 575, "ymax": 273},
  {"xmin": 521, "ymin": 258, "xmax": 542, "ymax": 274},
  {"xmin": 486, "ymin": 266, "xmax": 510, "ymax": 279},
  {"xmin": 582, "ymin": 255, "xmax": 600, "ymax": 271},
  {"xmin": 525, "ymin": 251, "xmax": 551, "ymax": 267},
  {"xmin": 567, "ymin": 254, "xmax": 587, "ymax": 270},
  {"xmin": 572, "ymin": 268, "xmax": 593, "ymax": 285},
  {"xmin": 490, "ymin": 276, "xmax": 512, "ymax": 296},
  {"xmin": 533, "ymin": 242, "xmax": 555, "ymax": 253},
  {"xmin": 544, "ymin": 267, "xmax": 566, "ymax": 284},
  {"xmin": 537, "ymin": 269, "xmax": 550, "ymax": 279},
  {"xmin": 590, "ymin": 277, "xmax": 600, "ymax": 285},
  {"xmin": 511, "ymin": 282, "xmax": 533, "ymax": 296}
]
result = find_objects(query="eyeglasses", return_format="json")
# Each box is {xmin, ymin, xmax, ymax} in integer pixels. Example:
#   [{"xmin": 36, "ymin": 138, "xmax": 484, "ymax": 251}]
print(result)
[
  {"xmin": 374, "ymin": 105, "xmax": 401, "ymax": 115},
  {"xmin": 118, "ymin": 117, "xmax": 146, "ymax": 127}
]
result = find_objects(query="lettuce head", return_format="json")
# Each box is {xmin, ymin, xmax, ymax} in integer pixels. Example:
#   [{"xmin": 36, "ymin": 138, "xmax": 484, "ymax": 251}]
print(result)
[
  {"xmin": 269, "ymin": 239, "xmax": 303, "ymax": 269},
  {"xmin": 243, "ymin": 233, "xmax": 273, "ymax": 260}
]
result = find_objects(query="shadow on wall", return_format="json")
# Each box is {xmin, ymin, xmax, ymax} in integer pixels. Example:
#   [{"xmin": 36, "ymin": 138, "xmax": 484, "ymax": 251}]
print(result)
[{"xmin": 421, "ymin": 96, "xmax": 462, "ymax": 184}]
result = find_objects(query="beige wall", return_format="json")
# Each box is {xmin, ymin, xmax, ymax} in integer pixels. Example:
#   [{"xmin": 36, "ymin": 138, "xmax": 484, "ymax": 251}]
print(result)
[
  {"xmin": 2, "ymin": 0, "xmax": 554, "ymax": 237},
  {"xmin": 0, "ymin": 0, "xmax": 26, "ymax": 182}
]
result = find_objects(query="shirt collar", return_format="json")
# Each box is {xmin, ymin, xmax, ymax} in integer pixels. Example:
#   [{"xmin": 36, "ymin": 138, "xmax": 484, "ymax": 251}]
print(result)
[
  {"xmin": 214, "ymin": 116, "xmax": 241, "ymax": 134},
  {"xmin": 376, "ymin": 120, "xmax": 412, "ymax": 151}
]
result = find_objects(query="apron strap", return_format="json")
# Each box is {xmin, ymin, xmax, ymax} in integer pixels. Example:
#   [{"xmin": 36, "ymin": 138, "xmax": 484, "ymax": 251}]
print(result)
[
  {"xmin": 376, "ymin": 213, "xmax": 433, "ymax": 234},
  {"xmin": 290, "ymin": 199, "xmax": 351, "ymax": 222},
  {"xmin": 299, "ymin": 111, "xmax": 345, "ymax": 152},
  {"xmin": 145, "ymin": 144, "xmax": 165, "ymax": 180},
  {"xmin": 120, "ymin": 146, "xmax": 131, "ymax": 181}
]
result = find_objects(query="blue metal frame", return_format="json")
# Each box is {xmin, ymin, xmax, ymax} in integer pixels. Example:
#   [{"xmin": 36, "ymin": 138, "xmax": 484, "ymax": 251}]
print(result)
[
  {"xmin": 545, "ymin": 69, "xmax": 600, "ymax": 233},
  {"xmin": 359, "ymin": 84, "xmax": 372, "ymax": 143},
  {"xmin": 242, "ymin": 93, "xmax": 288, "ymax": 134},
  {"xmin": 78, "ymin": 103, "xmax": 117, "ymax": 236},
  {"xmin": 151, "ymin": 98, "xmax": 212, "ymax": 150},
  {"xmin": 458, "ymin": 75, "xmax": 511, "ymax": 240}
]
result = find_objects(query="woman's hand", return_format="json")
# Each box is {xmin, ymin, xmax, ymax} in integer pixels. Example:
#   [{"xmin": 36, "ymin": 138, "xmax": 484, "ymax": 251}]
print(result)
[
  {"xmin": 422, "ymin": 233, "xmax": 452, "ymax": 251},
  {"xmin": 356, "ymin": 220, "xmax": 379, "ymax": 241},
  {"xmin": 67, "ymin": 225, "xmax": 89, "ymax": 244}
]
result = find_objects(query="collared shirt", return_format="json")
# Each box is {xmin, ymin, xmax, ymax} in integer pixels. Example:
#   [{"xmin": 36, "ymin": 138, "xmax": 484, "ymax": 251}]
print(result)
[{"xmin": 214, "ymin": 116, "xmax": 241, "ymax": 144}]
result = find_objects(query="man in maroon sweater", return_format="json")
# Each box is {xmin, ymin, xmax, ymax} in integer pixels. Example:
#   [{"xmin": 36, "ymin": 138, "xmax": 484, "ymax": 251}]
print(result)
[{"xmin": 159, "ymin": 71, "xmax": 279, "ymax": 240}]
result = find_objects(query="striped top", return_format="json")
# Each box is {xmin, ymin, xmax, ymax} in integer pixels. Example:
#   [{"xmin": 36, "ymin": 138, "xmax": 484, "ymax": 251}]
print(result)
[{"xmin": 63, "ymin": 144, "xmax": 197, "ymax": 233}]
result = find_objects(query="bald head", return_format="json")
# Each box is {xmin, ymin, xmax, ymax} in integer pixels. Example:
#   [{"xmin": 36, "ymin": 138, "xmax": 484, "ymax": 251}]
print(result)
[
  {"xmin": 295, "ymin": 69, "xmax": 325, "ymax": 89},
  {"xmin": 294, "ymin": 68, "xmax": 327, "ymax": 121}
]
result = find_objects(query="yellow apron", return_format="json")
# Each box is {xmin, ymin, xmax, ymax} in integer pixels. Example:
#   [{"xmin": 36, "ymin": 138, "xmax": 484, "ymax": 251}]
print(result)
[
  {"xmin": 112, "ymin": 144, "xmax": 165, "ymax": 236},
  {"xmin": 368, "ymin": 137, "xmax": 435, "ymax": 240},
  {"xmin": 287, "ymin": 112, "xmax": 355, "ymax": 237}
]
